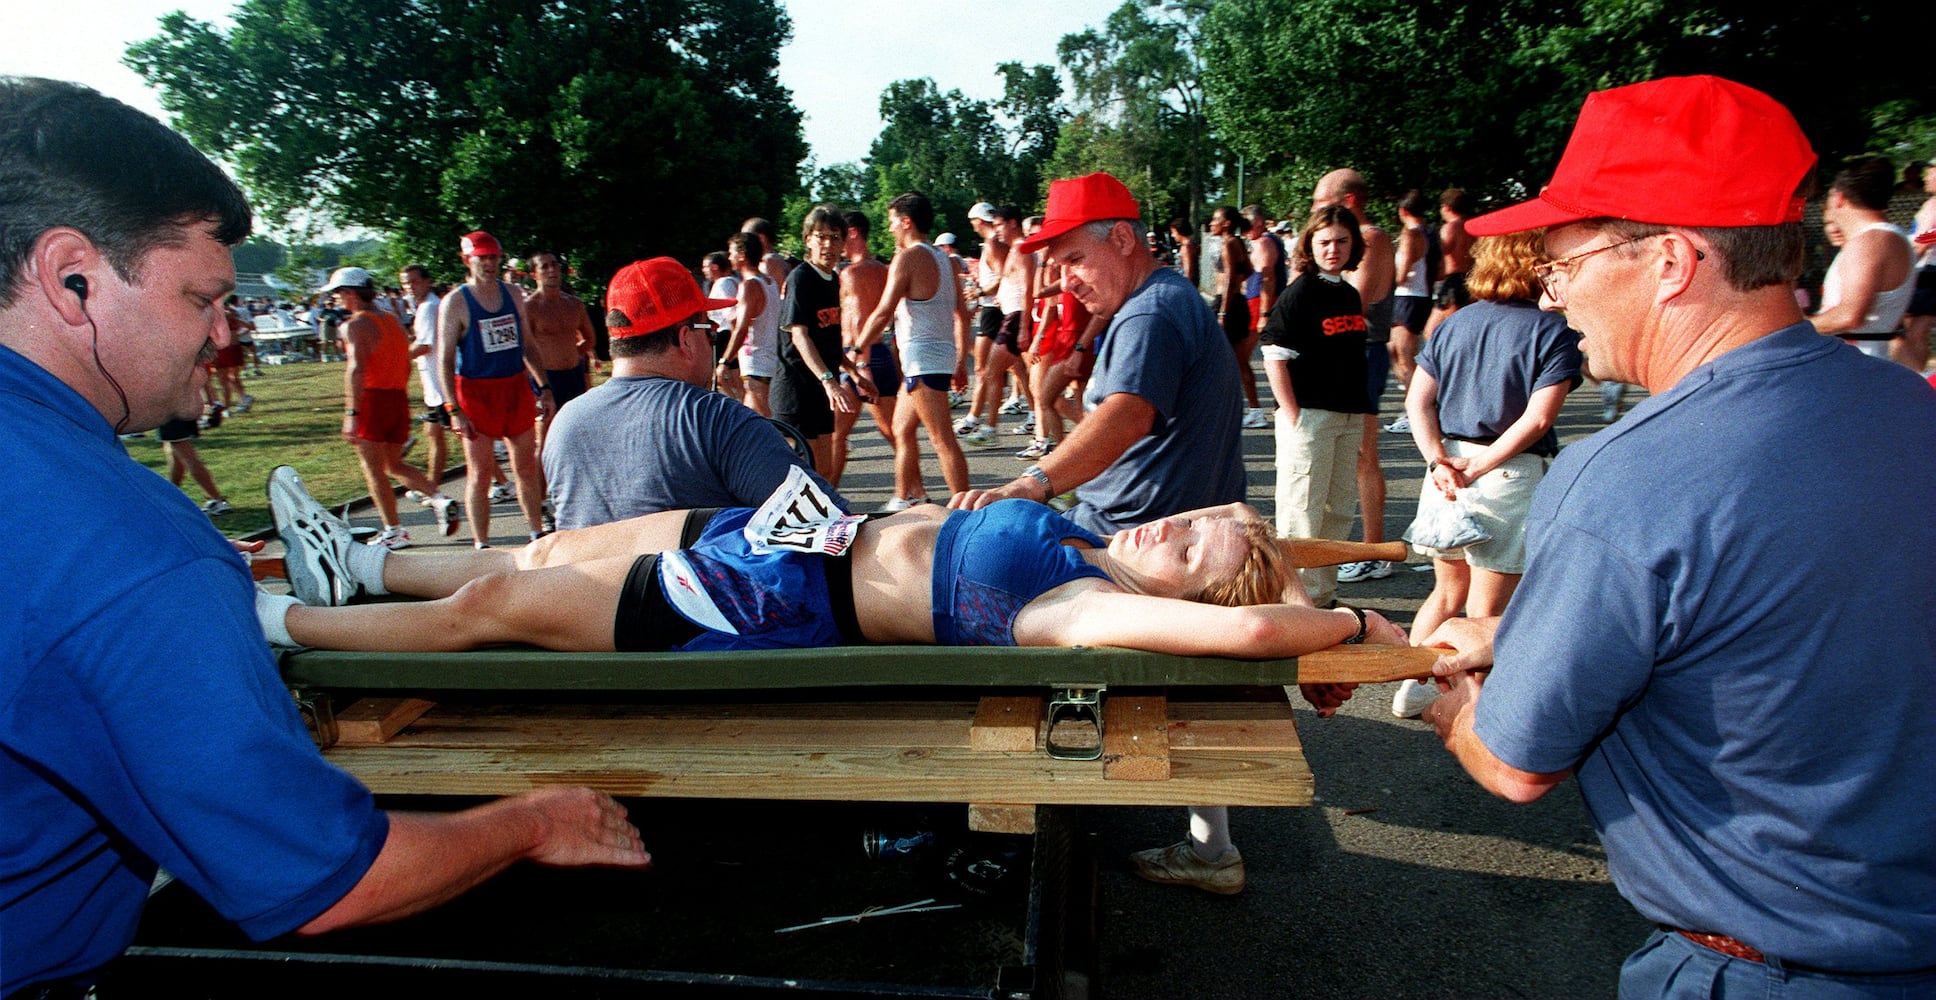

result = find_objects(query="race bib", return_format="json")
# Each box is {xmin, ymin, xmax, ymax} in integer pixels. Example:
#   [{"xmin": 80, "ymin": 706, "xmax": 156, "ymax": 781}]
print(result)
[
  {"xmin": 478, "ymin": 313, "xmax": 520, "ymax": 353},
  {"xmin": 744, "ymin": 466, "xmax": 865, "ymax": 556}
]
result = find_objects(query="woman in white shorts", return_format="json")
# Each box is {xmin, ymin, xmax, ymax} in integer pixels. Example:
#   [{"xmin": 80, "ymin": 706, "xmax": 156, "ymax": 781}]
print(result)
[{"xmin": 1394, "ymin": 230, "xmax": 1582, "ymax": 716}]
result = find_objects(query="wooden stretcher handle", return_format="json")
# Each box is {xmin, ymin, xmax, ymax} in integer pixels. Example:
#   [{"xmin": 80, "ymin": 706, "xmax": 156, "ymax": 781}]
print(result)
[
  {"xmin": 251, "ymin": 557, "xmax": 286, "ymax": 582},
  {"xmin": 1297, "ymin": 643, "xmax": 1443, "ymax": 684},
  {"xmin": 1282, "ymin": 539, "xmax": 1409, "ymax": 568}
]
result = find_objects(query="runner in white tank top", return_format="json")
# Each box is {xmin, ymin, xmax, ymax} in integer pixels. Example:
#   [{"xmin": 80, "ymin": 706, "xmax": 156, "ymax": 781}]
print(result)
[{"xmin": 897, "ymin": 243, "xmax": 960, "ymax": 377}]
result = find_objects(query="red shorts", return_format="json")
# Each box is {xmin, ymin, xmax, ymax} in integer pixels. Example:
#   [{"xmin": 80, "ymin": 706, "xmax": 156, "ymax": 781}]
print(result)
[
  {"xmin": 352, "ymin": 388, "xmax": 411, "ymax": 444},
  {"xmin": 1247, "ymin": 296, "xmax": 1263, "ymax": 334},
  {"xmin": 455, "ymin": 373, "xmax": 537, "ymax": 440},
  {"xmin": 213, "ymin": 343, "xmax": 246, "ymax": 369}
]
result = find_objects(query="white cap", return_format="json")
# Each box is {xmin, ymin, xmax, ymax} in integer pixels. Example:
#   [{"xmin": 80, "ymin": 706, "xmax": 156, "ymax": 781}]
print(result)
[
  {"xmin": 935, "ymin": 232, "xmax": 957, "ymax": 246},
  {"xmin": 967, "ymin": 202, "xmax": 998, "ymax": 223},
  {"xmin": 320, "ymin": 266, "xmax": 374, "ymax": 293}
]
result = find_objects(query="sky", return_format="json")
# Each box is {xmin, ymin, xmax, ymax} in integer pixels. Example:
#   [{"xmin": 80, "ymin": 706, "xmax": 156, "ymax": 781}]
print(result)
[{"xmin": 3, "ymin": 0, "xmax": 1123, "ymax": 169}]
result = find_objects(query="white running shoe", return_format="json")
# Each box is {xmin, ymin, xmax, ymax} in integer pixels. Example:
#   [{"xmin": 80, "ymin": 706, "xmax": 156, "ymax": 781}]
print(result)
[
  {"xmin": 998, "ymin": 395, "xmax": 1027, "ymax": 415},
  {"xmin": 1241, "ymin": 407, "xmax": 1271, "ymax": 429},
  {"xmin": 1383, "ymin": 416, "xmax": 1411, "ymax": 433},
  {"xmin": 488, "ymin": 482, "xmax": 516, "ymax": 505},
  {"xmin": 370, "ymin": 526, "xmax": 411, "ymax": 550},
  {"xmin": 1392, "ymin": 679, "xmax": 1441, "ymax": 719},
  {"xmin": 431, "ymin": 494, "xmax": 460, "ymax": 536},
  {"xmin": 948, "ymin": 390, "xmax": 967, "ymax": 409},
  {"xmin": 879, "ymin": 495, "xmax": 932, "ymax": 513},
  {"xmin": 960, "ymin": 426, "xmax": 995, "ymax": 446},
  {"xmin": 202, "ymin": 498, "xmax": 232, "ymax": 516},
  {"xmin": 404, "ymin": 489, "xmax": 431, "ymax": 506},
  {"xmin": 953, "ymin": 415, "xmax": 983, "ymax": 436},
  {"xmin": 1012, "ymin": 414, "xmax": 1035, "ymax": 435},
  {"xmin": 267, "ymin": 466, "xmax": 357, "ymax": 607},
  {"xmin": 1338, "ymin": 560, "xmax": 1394, "ymax": 583},
  {"xmin": 1015, "ymin": 438, "xmax": 1054, "ymax": 460}
]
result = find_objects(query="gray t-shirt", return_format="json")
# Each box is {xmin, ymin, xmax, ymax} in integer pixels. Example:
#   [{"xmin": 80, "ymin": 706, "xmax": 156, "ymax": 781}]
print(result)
[
  {"xmin": 1069, "ymin": 267, "xmax": 1246, "ymax": 535},
  {"xmin": 543, "ymin": 375, "xmax": 846, "ymax": 530}
]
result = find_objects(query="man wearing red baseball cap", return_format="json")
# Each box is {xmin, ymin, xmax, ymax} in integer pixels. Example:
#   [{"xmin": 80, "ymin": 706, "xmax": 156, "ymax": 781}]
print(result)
[
  {"xmin": 542, "ymin": 258, "xmax": 846, "ymax": 530},
  {"xmin": 951, "ymin": 171, "xmax": 1245, "ymax": 537},
  {"xmin": 437, "ymin": 230, "xmax": 549, "ymax": 547},
  {"xmin": 1415, "ymin": 76, "xmax": 1936, "ymax": 995}
]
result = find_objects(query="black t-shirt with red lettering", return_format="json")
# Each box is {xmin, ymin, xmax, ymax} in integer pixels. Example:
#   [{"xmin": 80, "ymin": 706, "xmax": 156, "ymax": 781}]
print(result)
[{"xmin": 1259, "ymin": 271, "xmax": 1371, "ymax": 413}]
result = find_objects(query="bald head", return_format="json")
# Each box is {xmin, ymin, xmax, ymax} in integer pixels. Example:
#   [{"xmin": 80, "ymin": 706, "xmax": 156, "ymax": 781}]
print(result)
[{"xmin": 1314, "ymin": 169, "xmax": 1370, "ymax": 212}]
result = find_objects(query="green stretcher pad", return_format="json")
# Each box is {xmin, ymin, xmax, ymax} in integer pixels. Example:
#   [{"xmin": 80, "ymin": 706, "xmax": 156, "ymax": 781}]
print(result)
[{"xmin": 280, "ymin": 645, "xmax": 1305, "ymax": 692}]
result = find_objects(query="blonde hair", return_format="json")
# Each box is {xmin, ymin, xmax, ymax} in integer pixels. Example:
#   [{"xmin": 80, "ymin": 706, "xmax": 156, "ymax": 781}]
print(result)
[
  {"xmin": 1201, "ymin": 517, "xmax": 1296, "ymax": 607},
  {"xmin": 1463, "ymin": 231, "xmax": 1545, "ymax": 303}
]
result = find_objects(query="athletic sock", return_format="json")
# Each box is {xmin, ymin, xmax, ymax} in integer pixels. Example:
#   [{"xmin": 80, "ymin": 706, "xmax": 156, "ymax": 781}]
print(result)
[
  {"xmin": 344, "ymin": 541, "xmax": 390, "ymax": 596},
  {"xmin": 1187, "ymin": 806, "xmax": 1235, "ymax": 862},
  {"xmin": 255, "ymin": 588, "xmax": 302, "ymax": 648}
]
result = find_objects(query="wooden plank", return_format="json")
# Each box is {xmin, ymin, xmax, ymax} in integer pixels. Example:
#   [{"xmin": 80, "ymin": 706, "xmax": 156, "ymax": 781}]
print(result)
[
  {"xmin": 336, "ymin": 697, "xmax": 437, "ymax": 745},
  {"xmin": 969, "ymin": 696, "xmax": 1042, "ymax": 752},
  {"xmin": 1163, "ymin": 697, "xmax": 1301, "ymax": 753},
  {"xmin": 250, "ymin": 556, "xmax": 286, "ymax": 583},
  {"xmin": 1298, "ymin": 645, "xmax": 1439, "ymax": 684},
  {"xmin": 1101, "ymin": 695, "xmax": 1169, "ymax": 781},
  {"xmin": 966, "ymin": 804, "xmax": 1036, "ymax": 834},
  {"xmin": 321, "ymin": 700, "xmax": 1314, "ymax": 807},
  {"xmin": 1282, "ymin": 539, "xmax": 1408, "ymax": 568}
]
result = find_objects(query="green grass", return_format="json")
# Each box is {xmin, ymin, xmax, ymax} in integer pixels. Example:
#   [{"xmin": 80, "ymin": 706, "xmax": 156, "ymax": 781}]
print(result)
[{"xmin": 127, "ymin": 361, "xmax": 431, "ymax": 537}]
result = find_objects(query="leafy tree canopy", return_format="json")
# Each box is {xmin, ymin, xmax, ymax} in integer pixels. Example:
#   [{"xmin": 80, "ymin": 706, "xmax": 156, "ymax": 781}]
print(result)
[{"xmin": 126, "ymin": 0, "xmax": 806, "ymax": 293}]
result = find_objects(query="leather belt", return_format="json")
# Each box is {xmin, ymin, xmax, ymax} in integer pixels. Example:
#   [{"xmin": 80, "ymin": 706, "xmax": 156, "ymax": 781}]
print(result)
[{"xmin": 1671, "ymin": 927, "xmax": 1936, "ymax": 978}]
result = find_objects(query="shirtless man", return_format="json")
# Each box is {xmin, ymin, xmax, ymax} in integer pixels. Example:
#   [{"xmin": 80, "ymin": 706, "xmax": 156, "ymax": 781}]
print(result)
[
  {"xmin": 969, "ymin": 206, "xmax": 1036, "ymax": 441},
  {"xmin": 523, "ymin": 250, "xmax": 596, "ymax": 450},
  {"xmin": 1313, "ymin": 169, "xmax": 1396, "ymax": 582},
  {"xmin": 856, "ymin": 191, "xmax": 972, "ymax": 508},
  {"xmin": 1426, "ymin": 188, "xmax": 1477, "ymax": 339},
  {"xmin": 835, "ymin": 209, "xmax": 898, "ymax": 486},
  {"xmin": 437, "ymin": 230, "xmax": 549, "ymax": 547},
  {"xmin": 1242, "ymin": 205, "xmax": 1284, "ymax": 424},
  {"xmin": 741, "ymin": 216, "xmax": 791, "ymax": 288},
  {"xmin": 1390, "ymin": 190, "xmax": 1438, "ymax": 390}
]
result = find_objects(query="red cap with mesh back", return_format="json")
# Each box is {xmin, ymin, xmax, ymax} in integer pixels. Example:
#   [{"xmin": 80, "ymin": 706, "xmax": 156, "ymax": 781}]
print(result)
[
  {"xmin": 459, "ymin": 231, "xmax": 504, "ymax": 257},
  {"xmin": 604, "ymin": 258, "xmax": 738, "ymax": 338},
  {"xmin": 1014, "ymin": 172, "xmax": 1142, "ymax": 254},
  {"xmin": 1467, "ymin": 75, "xmax": 1817, "ymax": 237}
]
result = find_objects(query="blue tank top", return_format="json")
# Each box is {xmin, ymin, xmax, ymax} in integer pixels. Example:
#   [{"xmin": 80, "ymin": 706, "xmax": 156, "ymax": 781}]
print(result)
[
  {"xmin": 455, "ymin": 281, "xmax": 526, "ymax": 379},
  {"xmin": 931, "ymin": 501, "xmax": 1110, "ymax": 645}
]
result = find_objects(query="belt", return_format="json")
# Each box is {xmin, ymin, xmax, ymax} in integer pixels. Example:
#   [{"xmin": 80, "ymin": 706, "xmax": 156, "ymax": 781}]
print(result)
[
  {"xmin": 1444, "ymin": 433, "xmax": 1557, "ymax": 459},
  {"xmin": 1670, "ymin": 927, "xmax": 1936, "ymax": 978},
  {"xmin": 1839, "ymin": 329, "xmax": 1904, "ymax": 342}
]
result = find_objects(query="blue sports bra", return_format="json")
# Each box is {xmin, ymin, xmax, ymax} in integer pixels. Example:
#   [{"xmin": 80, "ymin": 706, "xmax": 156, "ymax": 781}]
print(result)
[{"xmin": 930, "ymin": 500, "xmax": 1110, "ymax": 645}]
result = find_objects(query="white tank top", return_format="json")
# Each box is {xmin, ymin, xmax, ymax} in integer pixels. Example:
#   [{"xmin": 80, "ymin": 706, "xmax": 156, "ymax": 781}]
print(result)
[
  {"xmin": 896, "ymin": 243, "xmax": 959, "ymax": 377},
  {"xmin": 738, "ymin": 273, "xmax": 782, "ymax": 375},
  {"xmin": 996, "ymin": 255, "xmax": 1029, "ymax": 314},
  {"xmin": 1822, "ymin": 222, "xmax": 1914, "ymax": 358},
  {"xmin": 976, "ymin": 257, "xmax": 999, "ymax": 309},
  {"xmin": 1395, "ymin": 225, "xmax": 1431, "ymax": 298}
]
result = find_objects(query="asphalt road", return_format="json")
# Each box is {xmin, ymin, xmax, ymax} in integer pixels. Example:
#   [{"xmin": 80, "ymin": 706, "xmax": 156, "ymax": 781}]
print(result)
[{"xmin": 334, "ymin": 371, "xmax": 1650, "ymax": 999}]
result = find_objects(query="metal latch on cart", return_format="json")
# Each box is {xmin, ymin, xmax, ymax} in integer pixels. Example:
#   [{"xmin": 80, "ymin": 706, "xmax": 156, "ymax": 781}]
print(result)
[
  {"xmin": 1045, "ymin": 686, "xmax": 1103, "ymax": 760},
  {"xmin": 290, "ymin": 687, "xmax": 337, "ymax": 749}
]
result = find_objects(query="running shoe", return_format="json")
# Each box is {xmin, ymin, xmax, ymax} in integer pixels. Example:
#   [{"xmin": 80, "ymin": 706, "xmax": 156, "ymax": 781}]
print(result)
[
  {"xmin": 947, "ymin": 390, "xmax": 967, "ymax": 409},
  {"xmin": 405, "ymin": 489, "xmax": 432, "ymax": 506},
  {"xmin": 1337, "ymin": 560, "xmax": 1394, "ymax": 583},
  {"xmin": 1241, "ymin": 407, "xmax": 1271, "ymax": 429},
  {"xmin": 431, "ymin": 494, "xmax": 461, "ymax": 536},
  {"xmin": 1015, "ymin": 438, "xmax": 1054, "ymax": 460},
  {"xmin": 1383, "ymin": 416, "xmax": 1411, "ymax": 433},
  {"xmin": 960, "ymin": 426, "xmax": 995, "ymax": 446},
  {"xmin": 488, "ymin": 482, "xmax": 516, "ymax": 505},
  {"xmin": 879, "ymin": 495, "xmax": 932, "ymax": 513},
  {"xmin": 267, "ymin": 465, "xmax": 356, "ymax": 607},
  {"xmin": 1012, "ymin": 414, "xmax": 1035, "ymax": 435},
  {"xmin": 998, "ymin": 395, "xmax": 1027, "ymax": 416},
  {"xmin": 1128, "ymin": 842, "xmax": 1245, "ymax": 895},
  {"xmin": 953, "ymin": 415, "xmax": 983, "ymax": 436},
  {"xmin": 1392, "ymin": 679, "xmax": 1442, "ymax": 719},
  {"xmin": 202, "ymin": 498, "xmax": 232, "ymax": 516},
  {"xmin": 370, "ymin": 526, "xmax": 411, "ymax": 550}
]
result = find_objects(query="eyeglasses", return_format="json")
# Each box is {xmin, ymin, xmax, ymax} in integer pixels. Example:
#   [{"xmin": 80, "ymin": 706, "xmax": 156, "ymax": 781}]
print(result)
[
  {"xmin": 1532, "ymin": 235, "xmax": 1649, "ymax": 299},
  {"xmin": 805, "ymin": 231, "xmax": 842, "ymax": 244}
]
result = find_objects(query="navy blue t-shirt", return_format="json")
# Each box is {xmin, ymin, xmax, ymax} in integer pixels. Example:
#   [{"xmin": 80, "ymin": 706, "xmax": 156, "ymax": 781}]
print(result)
[{"xmin": 1415, "ymin": 299, "xmax": 1581, "ymax": 455}]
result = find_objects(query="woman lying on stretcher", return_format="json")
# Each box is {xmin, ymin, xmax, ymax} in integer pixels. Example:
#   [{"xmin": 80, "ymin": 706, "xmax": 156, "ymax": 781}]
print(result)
[{"xmin": 260, "ymin": 465, "xmax": 1406, "ymax": 664}]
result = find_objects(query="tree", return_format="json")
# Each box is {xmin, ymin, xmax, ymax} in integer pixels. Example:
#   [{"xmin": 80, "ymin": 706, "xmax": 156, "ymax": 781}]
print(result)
[
  {"xmin": 863, "ymin": 78, "xmax": 1015, "ymax": 242},
  {"xmin": 1055, "ymin": 1, "xmax": 1214, "ymax": 227},
  {"xmin": 126, "ymin": 0, "xmax": 806, "ymax": 292}
]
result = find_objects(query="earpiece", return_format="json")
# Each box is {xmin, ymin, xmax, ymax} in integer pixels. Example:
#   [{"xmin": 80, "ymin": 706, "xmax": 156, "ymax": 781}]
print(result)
[{"xmin": 64, "ymin": 274, "xmax": 88, "ymax": 301}]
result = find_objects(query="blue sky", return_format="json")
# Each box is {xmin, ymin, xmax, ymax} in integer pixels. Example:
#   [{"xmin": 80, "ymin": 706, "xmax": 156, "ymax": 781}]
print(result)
[{"xmin": 8, "ymin": 0, "xmax": 1122, "ymax": 168}]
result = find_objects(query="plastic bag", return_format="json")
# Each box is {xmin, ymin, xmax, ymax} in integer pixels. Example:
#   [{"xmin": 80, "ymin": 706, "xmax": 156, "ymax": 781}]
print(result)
[{"xmin": 1403, "ymin": 489, "xmax": 1492, "ymax": 551}]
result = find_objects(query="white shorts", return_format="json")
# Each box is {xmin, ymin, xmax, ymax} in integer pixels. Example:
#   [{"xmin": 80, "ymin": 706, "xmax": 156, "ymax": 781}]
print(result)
[{"xmin": 1412, "ymin": 439, "xmax": 1547, "ymax": 574}]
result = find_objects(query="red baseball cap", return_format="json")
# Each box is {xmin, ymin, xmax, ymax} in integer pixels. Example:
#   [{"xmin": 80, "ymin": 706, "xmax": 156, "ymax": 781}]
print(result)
[
  {"xmin": 460, "ymin": 231, "xmax": 504, "ymax": 257},
  {"xmin": 1014, "ymin": 172, "xmax": 1142, "ymax": 254},
  {"xmin": 1467, "ymin": 75, "xmax": 1816, "ymax": 237},
  {"xmin": 605, "ymin": 258, "xmax": 738, "ymax": 338}
]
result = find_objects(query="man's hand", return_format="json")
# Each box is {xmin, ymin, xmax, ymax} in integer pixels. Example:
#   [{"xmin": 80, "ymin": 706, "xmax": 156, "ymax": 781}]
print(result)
[
  {"xmin": 1425, "ymin": 670, "xmax": 1482, "ymax": 743},
  {"xmin": 518, "ymin": 785, "xmax": 652, "ymax": 869},
  {"xmin": 1364, "ymin": 610, "xmax": 1408, "ymax": 646},
  {"xmin": 1299, "ymin": 682, "xmax": 1358, "ymax": 717},
  {"xmin": 1421, "ymin": 616, "xmax": 1499, "ymax": 679},
  {"xmin": 823, "ymin": 379, "xmax": 860, "ymax": 415},
  {"xmin": 1430, "ymin": 455, "xmax": 1471, "ymax": 497},
  {"xmin": 341, "ymin": 413, "xmax": 359, "ymax": 444},
  {"xmin": 451, "ymin": 411, "xmax": 478, "ymax": 441},
  {"xmin": 949, "ymin": 480, "xmax": 1040, "ymax": 510}
]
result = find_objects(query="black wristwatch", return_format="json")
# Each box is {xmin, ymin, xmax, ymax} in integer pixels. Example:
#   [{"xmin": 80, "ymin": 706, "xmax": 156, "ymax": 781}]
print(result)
[{"xmin": 1339, "ymin": 604, "xmax": 1368, "ymax": 644}]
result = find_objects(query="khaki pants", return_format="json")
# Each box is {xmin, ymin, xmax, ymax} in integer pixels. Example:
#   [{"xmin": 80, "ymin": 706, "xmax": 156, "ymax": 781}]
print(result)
[{"xmin": 1275, "ymin": 407, "xmax": 1364, "ymax": 607}]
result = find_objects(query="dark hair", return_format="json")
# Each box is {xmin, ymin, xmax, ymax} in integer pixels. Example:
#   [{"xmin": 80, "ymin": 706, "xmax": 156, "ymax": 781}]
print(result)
[
  {"xmin": 338, "ymin": 283, "xmax": 376, "ymax": 304},
  {"xmin": 886, "ymin": 192, "xmax": 934, "ymax": 234},
  {"xmin": 1296, "ymin": 205, "xmax": 1365, "ymax": 275},
  {"xmin": 727, "ymin": 232, "xmax": 762, "ymax": 266},
  {"xmin": 703, "ymin": 251, "xmax": 729, "ymax": 271},
  {"xmin": 1440, "ymin": 188, "xmax": 1473, "ymax": 216},
  {"xmin": 402, "ymin": 263, "xmax": 431, "ymax": 282},
  {"xmin": 740, "ymin": 217, "xmax": 778, "ymax": 247},
  {"xmin": 608, "ymin": 326, "xmax": 681, "ymax": 358},
  {"xmin": 802, "ymin": 204, "xmax": 847, "ymax": 240},
  {"xmin": 1168, "ymin": 217, "xmax": 1190, "ymax": 236},
  {"xmin": 1398, "ymin": 189, "xmax": 1432, "ymax": 220},
  {"xmin": 995, "ymin": 204, "xmax": 1023, "ymax": 225},
  {"xmin": 841, "ymin": 210, "xmax": 871, "ymax": 239},
  {"xmin": 1211, "ymin": 205, "xmax": 1243, "ymax": 231},
  {"xmin": 1592, "ymin": 217, "xmax": 1805, "ymax": 292},
  {"xmin": 531, "ymin": 250, "xmax": 563, "ymax": 267},
  {"xmin": 1831, "ymin": 155, "xmax": 1896, "ymax": 211},
  {"xmin": 0, "ymin": 77, "xmax": 252, "ymax": 308}
]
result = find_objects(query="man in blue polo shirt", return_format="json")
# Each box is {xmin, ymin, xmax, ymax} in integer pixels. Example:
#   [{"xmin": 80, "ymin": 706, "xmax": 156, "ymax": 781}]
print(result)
[
  {"xmin": 0, "ymin": 78, "xmax": 649, "ymax": 998},
  {"xmin": 1418, "ymin": 76, "xmax": 1936, "ymax": 996}
]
